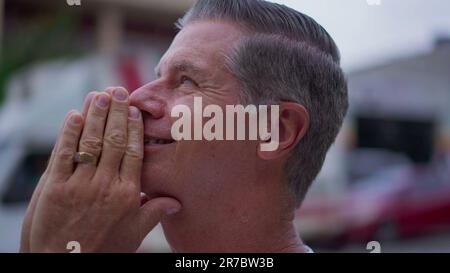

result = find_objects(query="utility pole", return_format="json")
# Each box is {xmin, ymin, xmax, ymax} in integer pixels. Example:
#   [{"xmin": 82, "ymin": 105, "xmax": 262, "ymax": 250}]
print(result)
[{"xmin": 97, "ymin": 5, "xmax": 123, "ymax": 56}]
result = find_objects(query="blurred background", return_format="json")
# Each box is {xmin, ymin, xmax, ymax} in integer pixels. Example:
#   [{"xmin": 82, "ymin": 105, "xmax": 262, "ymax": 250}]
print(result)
[{"xmin": 0, "ymin": 0, "xmax": 450, "ymax": 253}]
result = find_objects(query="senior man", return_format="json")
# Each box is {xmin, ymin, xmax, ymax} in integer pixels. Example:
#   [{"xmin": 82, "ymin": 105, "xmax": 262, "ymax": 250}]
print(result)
[{"xmin": 20, "ymin": 0, "xmax": 348, "ymax": 253}]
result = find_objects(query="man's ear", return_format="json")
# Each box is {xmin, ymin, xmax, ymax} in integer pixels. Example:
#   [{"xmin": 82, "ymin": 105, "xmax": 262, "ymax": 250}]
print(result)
[{"xmin": 257, "ymin": 102, "xmax": 309, "ymax": 160}]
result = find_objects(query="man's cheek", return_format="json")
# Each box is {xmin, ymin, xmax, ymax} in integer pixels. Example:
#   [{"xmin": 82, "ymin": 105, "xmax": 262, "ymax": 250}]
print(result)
[
  {"xmin": 140, "ymin": 166, "xmax": 166, "ymax": 193},
  {"xmin": 140, "ymin": 164, "xmax": 181, "ymax": 196}
]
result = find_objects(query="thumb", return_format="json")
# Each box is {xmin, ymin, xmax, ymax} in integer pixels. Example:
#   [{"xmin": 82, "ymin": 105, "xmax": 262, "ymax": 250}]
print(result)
[{"xmin": 138, "ymin": 197, "xmax": 182, "ymax": 235}]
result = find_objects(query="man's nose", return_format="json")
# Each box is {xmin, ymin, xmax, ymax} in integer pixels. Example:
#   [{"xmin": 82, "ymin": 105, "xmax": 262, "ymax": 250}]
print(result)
[{"xmin": 129, "ymin": 84, "xmax": 165, "ymax": 119}]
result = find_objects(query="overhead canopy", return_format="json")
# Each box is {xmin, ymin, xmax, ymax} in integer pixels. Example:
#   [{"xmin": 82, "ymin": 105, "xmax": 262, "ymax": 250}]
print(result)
[
  {"xmin": 5, "ymin": 0, "xmax": 195, "ymax": 23},
  {"xmin": 91, "ymin": 0, "xmax": 195, "ymax": 14}
]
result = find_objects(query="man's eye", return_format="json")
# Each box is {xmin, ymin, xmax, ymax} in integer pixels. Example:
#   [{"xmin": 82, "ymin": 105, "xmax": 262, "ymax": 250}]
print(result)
[{"xmin": 180, "ymin": 76, "xmax": 197, "ymax": 86}]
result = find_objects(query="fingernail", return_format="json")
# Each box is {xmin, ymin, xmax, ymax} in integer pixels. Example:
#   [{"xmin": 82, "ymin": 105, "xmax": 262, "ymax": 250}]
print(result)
[
  {"xmin": 96, "ymin": 94, "xmax": 110, "ymax": 108},
  {"xmin": 113, "ymin": 88, "xmax": 128, "ymax": 101},
  {"xmin": 129, "ymin": 107, "xmax": 141, "ymax": 119},
  {"xmin": 70, "ymin": 114, "xmax": 82, "ymax": 125},
  {"xmin": 84, "ymin": 92, "xmax": 96, "ymax": 105},
  {"xmin": 165, "ymin": 207, "xmax": 180, "ymax": 215}
]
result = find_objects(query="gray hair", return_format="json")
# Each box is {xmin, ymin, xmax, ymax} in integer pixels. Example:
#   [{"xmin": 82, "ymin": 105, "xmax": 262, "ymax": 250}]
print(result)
[{"xmin": 177, "ymin": 0, "xmax": 348, "ymax": 207}]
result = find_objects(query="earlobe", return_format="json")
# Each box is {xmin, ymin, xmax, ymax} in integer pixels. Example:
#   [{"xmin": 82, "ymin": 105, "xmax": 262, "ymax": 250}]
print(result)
[{"xmin": 257, "ymin": 102, "xmax": 309, "ymax": 160}]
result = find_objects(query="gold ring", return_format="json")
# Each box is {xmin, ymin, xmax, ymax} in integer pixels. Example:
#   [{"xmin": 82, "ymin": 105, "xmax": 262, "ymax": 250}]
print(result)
[{"xmin": 73, "ymin": 152, "xmax": 98, "ymax": 166}]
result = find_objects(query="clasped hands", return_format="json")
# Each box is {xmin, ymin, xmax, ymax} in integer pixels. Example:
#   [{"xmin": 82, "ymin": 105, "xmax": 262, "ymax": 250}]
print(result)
[{"xmin": 20, "ymin": 87, "xmax": 181, "ymax": 253}]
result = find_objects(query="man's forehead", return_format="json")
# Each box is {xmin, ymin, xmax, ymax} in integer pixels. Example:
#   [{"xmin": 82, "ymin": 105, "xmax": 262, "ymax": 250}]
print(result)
[
  {"xmin": 173, "ymin": 20, "xmax": 243, "ymax": 48},
  {"xmin": 155, "ymin": 50, "xmax": 210, "ymax": 75},
  {"xmin": 157, "ymin": 21, "xmax": 243, "ymax": 69},
  {"xmin": 155, "ymin": 55, "xmax": 209, "ymax": 77}
]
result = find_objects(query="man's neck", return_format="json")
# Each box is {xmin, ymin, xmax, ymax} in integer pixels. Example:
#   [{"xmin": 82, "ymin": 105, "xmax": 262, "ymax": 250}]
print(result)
[{"xmin": 161, "ymin": 187, "xmax": 306, "ymax": 253}]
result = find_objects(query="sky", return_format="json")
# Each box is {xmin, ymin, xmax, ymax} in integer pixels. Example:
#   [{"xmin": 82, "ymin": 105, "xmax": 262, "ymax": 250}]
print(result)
[{"xmin": 273, "ymin": 0, "xmax": 450, "ymax": 72}]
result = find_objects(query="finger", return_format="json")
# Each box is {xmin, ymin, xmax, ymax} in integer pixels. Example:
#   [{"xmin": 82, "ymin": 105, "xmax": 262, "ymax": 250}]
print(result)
[
  {"xmin": 120, "ymin": 106, "xmax": 144, "ymax": 184},
  {"xmin": 82, "ymin": 89, "xmax": 115, "ymax": 120},
  {"xmin": 20, "ymin": 111, "xmax": 76, "ymax": 252},
  {"xmin": 104, "ymin": 86, "xmax": 116, "ymax": 96},
  {"xmin": 47, "ymin": 110, "xmax": 80, "ymax": 175},
  {"xmin": 138, "ymin": 197, "xmax": 181, "ymax": 238},
  {"xmin": 97, "ymin": 87, "xmax": 129, "ymax": 174},
  {"xmin": 74, "ymin": 93, "xmax": 111, "ymax": 176},
  {"xmin": 51, "ymin": 112, "xmax": 84, "ymax": 180},
  {"xmin": 82, "ymin": 92, "xmax": 97, "ymax": 118}
]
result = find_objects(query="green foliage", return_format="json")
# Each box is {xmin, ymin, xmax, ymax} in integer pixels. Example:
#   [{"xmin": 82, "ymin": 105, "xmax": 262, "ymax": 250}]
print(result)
[{"xmin": 0, "ymin": 9, "xmax": 84, "ymax": 104}]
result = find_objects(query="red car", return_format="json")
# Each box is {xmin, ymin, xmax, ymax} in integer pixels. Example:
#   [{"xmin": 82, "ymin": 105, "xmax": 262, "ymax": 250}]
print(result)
[{"xmin": 296, "ymin": 163, "xmax": 450, "ymax": 245}]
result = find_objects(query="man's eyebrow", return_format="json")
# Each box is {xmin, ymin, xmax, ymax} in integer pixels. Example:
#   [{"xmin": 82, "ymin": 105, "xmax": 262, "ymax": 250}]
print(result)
[{"xmin": 154, "ymin": 60, "xmax": 208, "ymax": 78}]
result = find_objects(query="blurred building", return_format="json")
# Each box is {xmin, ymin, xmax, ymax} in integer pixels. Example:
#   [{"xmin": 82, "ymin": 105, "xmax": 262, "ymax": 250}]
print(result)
[
  {"xmin": 298, "ymin": 39, "xmax": 450, "ymax": 251},
  {"xmin": 348, "ymin": 38, "xmax": 450, "ymax": 153}
]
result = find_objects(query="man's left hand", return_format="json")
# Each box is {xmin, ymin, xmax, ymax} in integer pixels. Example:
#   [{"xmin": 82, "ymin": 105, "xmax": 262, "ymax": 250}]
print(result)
[{"xmin": 21, "ymin": 87, "xmax": 181, "ymax": 253}]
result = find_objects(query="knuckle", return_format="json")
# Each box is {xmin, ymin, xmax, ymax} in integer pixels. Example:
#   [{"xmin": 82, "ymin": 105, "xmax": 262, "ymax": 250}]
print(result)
[
  {"xmin": 80, "ymin": 136, "xmax": 103, "ymax": 152},
  {"xmin": 119, "ymin": 184, "xmax": 139, "ymax": 205},
  {"xmin": 111, "ymin": 104, "xmax": 129, "ymax": 114},
  {"xmin": 94, "ymin": 184, "xmax": 136, "ymax": 210},
  {"xmin": 46, "ymin": 184, "xmax": 66, "ymax": 202},
  {"xmin": 65, "ymin": 184, "xmax": 93, "ymax": 205},
  {"xmin": 105, "ymin": 130, "xmax": 127, "ymax": 149},
  {"xmin": 90, "ymin": 109, "xmax": 108, "ymax": 120},
  {"xmin": 126, "ymin": 144, "xmax": 143, "ymax": 160},
  {"xmin": 63, "ymin": 127, "xmax": 80, "ymax": 140},
  {"xmin": 129, "ymin": 122, "xmax": 144, "ymax": 135},
  {"xmin": 65, "ymin": 184, "xmax": 78, "ymax": 198},
  {"xmin": 94, "ymin": 173, "xmax": 113, "ymax": 185},
  {"xmin": 57, "ymin": 147, "xmax": 75, "ymax": 161},
  {"xmin": 128, "ymin": 116, "xmax": 143, "ymax": 126},
  {"xmin": 97, "ymin": 188, "xmax": 114, "ymax": 206}
]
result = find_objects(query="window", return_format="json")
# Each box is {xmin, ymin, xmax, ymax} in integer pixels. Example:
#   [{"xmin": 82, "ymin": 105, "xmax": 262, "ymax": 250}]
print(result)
[{"xmin": 1, "ymin": 151, "xmax": 51, "ymax": 205}]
